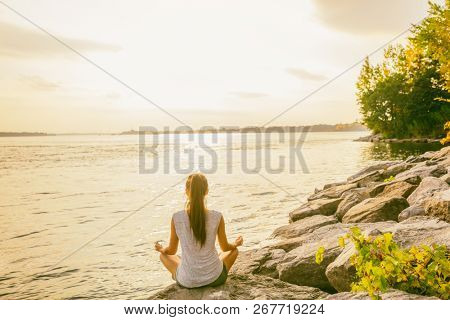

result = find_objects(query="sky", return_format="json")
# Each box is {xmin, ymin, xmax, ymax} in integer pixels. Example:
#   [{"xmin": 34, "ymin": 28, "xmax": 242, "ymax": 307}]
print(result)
[{"xmin": 0, "ymin": 0, "xmax": 443, "ymax": 133}]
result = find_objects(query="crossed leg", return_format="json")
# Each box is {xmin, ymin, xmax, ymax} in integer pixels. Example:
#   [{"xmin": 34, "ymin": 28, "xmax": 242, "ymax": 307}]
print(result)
[
  {"xmin": 160, "ymin": 248, "xmax": 238, "ymax": 279},
  {"xmin": 159, "ymin": 253, "xmax": 181, "ymax": 280},
  {"xmin": 219, "ymin": 248, "xmax": 239, "ymax": 271}
]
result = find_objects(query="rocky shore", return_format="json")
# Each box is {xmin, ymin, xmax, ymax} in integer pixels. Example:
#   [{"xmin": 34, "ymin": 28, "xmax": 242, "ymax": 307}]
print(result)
[
  {"xmin": 355, "ymin": 133, "xmax": 441, "ymax": 144},
  {"xmin": 149, "ymin": 147, "xmax": 450, "ymax": 300}
]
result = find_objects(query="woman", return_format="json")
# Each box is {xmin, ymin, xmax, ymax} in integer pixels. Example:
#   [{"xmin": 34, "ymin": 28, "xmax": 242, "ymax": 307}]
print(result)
[{"xmin": 155, "ymin": 173, "xmax": 243, "ymax": 288}]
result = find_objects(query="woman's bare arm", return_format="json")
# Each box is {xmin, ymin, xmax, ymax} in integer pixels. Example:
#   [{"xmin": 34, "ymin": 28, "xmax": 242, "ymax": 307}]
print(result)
[
  {"xmin": 155, "ymin": 218, "xmax": 179, "ymax": 255},
  {"xmin": 217, "ymin": 216, "xmax": 243, "ymax": 251}
]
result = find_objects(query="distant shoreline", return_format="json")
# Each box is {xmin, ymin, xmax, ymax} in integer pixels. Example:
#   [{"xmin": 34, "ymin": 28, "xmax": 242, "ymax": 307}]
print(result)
[
  {"xmin": 0, "ymin": 132, "xmax": 53, "ymax": 137},
  {"xmin": 119, "ymin": 123, "xmax": 368, "ymax": 135},
  {"xmin": 0, "ymin": 123, "xmax": 369, "ymax": 137}
]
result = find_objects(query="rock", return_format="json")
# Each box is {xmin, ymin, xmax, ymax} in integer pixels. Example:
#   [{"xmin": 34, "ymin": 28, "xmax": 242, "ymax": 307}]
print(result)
[
  {"xmin": 381, "ymin": 162, "xmax": 414, "ymax": 179},
  {"xmin": 430, "ymin": 146, "xmax": 450, "ymax": 160},
  {"xmin": 424, "ymin": 189, "xmax": 450, "ymax": 222},
  {"xmin": 274, "ymin": 220, "xmax": 395, "ymax": 292},
  {"xmin": 289, "ymin": 198, "xmax": 342, "ymax": 222},
  {"xmin": 232, "ymin": 248, "xmax": 288, "ymax": 277},
  {"xmin": 277, "ymin": 234, "xmax": 345, "ymax": 292},
  {"xmin": 378, "ymin": 181, "xmax": 417, "ymax": 198},
  {"xmin": 347, "ymin": 170, "xmax": 383, "ymax": 187},
  {"xmin": 323, "ymin": 221, "xmax": 396, "ymax": 292},
  {"xmin": 398, "ymin": 206, "xmax": 426, "ymax": 221},
  {"xmin": 407, "ymin": 177, "xmax": 448, "ymax": 206},
  {"xmin": 323, "ymin": 181, "xmax": 347, "ymax": 190},
  {"xmin": 440, "ymin": 173, "xmax": 450, "ymax": 184},
  {"xmin": 369, "ymin": 180, "xmax": 418, "ymax": 198},
  {"xmin": 271, "ymin": 215, "xmax": 338, "ymax": 239},
  {"xmin": 308, "ymin": 183, "xmax": 358, "ymax": 201},
  {"xmin": 395, "ymin": 164, "xmax": 446, "ymax": 182},
  {"xmin": 326, "ymin": 290, "xmax": 438, "ymax": 300},
  {"xmin": 335, "ymin": 189, "xmax": 369, "ymax": 221},
  {"xmin": 347, "ymin": 162, "xmax": 398, "ymax": 182},
  {"xmin": 342, "ymin": 196, "xmax": 409, "ymax": 223},
  {"xmin": 149, "ymin": 273, "xmax": 329, "ymax": 300},
  {"xmin": 390, "ymin": 216, "xmax": 450, "ymax": 247},
  {"xmin": 268, "ymin": 237, "xmax": 312, "ymax": 252},
  {"xmin": 325, "ymin": 245, "xmax": 356, "ymax": 292},
  {"xmin": 405, "ymin": 155, "xmax": 422, "ymax": 164}
]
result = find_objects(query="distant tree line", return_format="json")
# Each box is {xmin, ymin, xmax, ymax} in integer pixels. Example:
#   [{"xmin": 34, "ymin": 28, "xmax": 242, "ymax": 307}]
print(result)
[{"xmin": 356, "ymin": 1, "xmax": 449, "ymax": 139}]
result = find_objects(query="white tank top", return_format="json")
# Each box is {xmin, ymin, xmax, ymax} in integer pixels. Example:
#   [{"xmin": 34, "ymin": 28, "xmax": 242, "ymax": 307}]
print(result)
[{"xmin": 173, "ymin": 209, "xmax": 223, "ymax": 288}]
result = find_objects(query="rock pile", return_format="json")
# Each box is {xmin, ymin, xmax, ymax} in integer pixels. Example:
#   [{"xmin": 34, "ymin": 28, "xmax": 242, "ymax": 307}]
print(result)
[{"xmin": 150, "ymin": 147, "xmax": 450, "ymax": 300}]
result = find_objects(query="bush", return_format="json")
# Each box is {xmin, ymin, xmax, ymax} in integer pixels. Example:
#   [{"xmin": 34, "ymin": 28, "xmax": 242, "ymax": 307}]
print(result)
[
  {"xmin": 316, "ymin": 227, "xmax": 449, "ymax": 299},
  {"xmin": 441, "ymin": 121, "xmax": 450, "ymax": 144}
]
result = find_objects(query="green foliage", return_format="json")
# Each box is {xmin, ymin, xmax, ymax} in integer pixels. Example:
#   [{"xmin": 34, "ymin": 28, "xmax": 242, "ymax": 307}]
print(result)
[
  {"xmin": 356, "ymin": 1, "xmax": 450, "ymax": 139},
  {"xmin": 383, "ymin": 176, "xmax": 395, "ymax": 183},
  {"xmin": 320, "ymin": 227, "xmax": 450, "ymax": 300},
  {"xmin": 411, "ymin": 0, "xmax": 450, "ymax": 95},
  {"xmin": 316, "ymin": 246, "xmax": 325, "ymax": 264},
  {"xmin": 441, "ymin": 121, "xmax": 450, "ymax": 144}
]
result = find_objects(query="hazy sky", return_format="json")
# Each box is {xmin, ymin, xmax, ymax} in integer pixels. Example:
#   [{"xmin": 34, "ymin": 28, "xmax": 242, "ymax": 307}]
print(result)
[{"xmin": 0, "ymin": 0, "xmax": 442, "ymax": 133}]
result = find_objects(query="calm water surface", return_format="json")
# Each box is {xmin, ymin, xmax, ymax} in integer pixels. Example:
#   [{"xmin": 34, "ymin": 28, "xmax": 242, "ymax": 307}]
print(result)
[{"xmin": 0, "ymin": 132, "xmax": 442, "ymax": 299}]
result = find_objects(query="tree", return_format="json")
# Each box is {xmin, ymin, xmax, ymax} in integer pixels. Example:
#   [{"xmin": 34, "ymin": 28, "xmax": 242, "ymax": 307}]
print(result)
[{"xmin": 356, "ymin": 1, "xmax": 450, "ymax": 138}]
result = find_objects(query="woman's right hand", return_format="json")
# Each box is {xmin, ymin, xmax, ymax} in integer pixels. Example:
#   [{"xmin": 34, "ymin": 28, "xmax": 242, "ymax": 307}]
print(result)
[{"xmin": 234, "ymin": 235, "xmax": 243, "ymax": 247}]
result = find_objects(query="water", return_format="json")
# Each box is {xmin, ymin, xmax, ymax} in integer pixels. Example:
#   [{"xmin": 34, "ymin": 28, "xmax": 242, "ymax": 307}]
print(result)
[{"xmin": 0, "ymin": 132, "xmax": 442, "ymax": 299}]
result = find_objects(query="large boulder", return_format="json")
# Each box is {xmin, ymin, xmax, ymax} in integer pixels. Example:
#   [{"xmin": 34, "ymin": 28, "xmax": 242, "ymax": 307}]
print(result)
[
  {"xmin": 348, "ymin": 170, "xmax": 383, "ymax": 187},
  {"xmin": 149, "ymin": 274, "xmax": 329, "ymax": 300},
  {"xmin": 430, "ymin": 146, "xmax": 450, "ymax": 160},
  {"xmin": 275, "ymin": 221, "xmax": 396, "ymax": 291},
  {"xmin": 325, "ymin": 245, "xmax": 355, "ymax": 292},
  {"xmin": 326, "ymin": 290, "xmax": 438, "ymax": 300},
  {"xmin": 289, "ymin": 198, "xmax": 342, "ymax": 222},
  {"xmin": 232, "ymin": 248, "xmax": 286, "ymax": 278},
  {"xmin": 395, "ymin": 164, "xmax": 446, "ymax": 182},
  {"xmin": 271, "ymin": 215, "xmax": 338, "ymax": 239},
  {"xmin": 308, "ymin": 183, "xmax": 358, "ymax": 201},
  {"xmin": 380, "ymin": 162, "xmax": 414, "ymax": 179},
  {"xmin": 424, "ymin": 189, "xmax": 450, "ymax": 223},
  {"xmin": 347, "ymin": 162, "xmax": 398, "ymax": 182},
  {"xmin": 407, "ymin": 177, "xmax": 448, "ymax": 206},
  {"xmin": 277, "ymin": 234, "xmax": 345, "ymax": 292},
  {"xmin": 342, "ymin": 196, "xmax": 409, "ymax": 223},
  {"xmin": 368, "ymin": 180, "xmax": 417, "ymax": 198},
  {"xmin": 378, "ymin": 181, "xmax": 417, "ymax": 198},
  {"xmin": 391, "ymin": 216, "xmax": 450, "ymax": 248},
  {"xmin": 335, "ymin": 189, "xmax": 368, "ymax": 221}
]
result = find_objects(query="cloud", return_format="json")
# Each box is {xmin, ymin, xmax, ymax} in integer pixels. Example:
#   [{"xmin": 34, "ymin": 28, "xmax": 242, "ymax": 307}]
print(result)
[
  {"xmin": 286, "ymin": 68, "xmax": 326, "ymax": 81},
  {"xmin": 20, "ymin": 75, "xmax": 60, "ymax": 90},
  {"xmin": 0, "ymin": 21, "xmax": 121, "ymax": 58},
  {"xmin": 229, "ymin": 91, "xmax": 268, "ymax": 99},
  {"xmin": 311, "ymin": 0, "xmax": 431, "ymax": 34}
]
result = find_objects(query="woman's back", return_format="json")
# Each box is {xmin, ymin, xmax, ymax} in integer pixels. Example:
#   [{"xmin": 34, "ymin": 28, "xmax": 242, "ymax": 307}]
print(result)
[{"xmin": 173, "ymin": 209, "xmax": 223, "ymax": 288}]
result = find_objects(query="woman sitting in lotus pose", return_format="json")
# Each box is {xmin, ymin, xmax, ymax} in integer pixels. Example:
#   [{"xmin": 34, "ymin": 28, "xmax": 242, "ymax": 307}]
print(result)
[{"xmin": 155, "ymin": 173, "xmax": 243, "ymax": 288}]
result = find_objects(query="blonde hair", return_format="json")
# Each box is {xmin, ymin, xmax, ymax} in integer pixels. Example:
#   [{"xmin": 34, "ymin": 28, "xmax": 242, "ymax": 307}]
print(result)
[{"xmin": 185, "ymin": 173, "xmax": 209, "ymax": 246}]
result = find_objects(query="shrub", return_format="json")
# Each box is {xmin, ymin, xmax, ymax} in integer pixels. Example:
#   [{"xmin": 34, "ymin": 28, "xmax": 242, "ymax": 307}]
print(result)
[
  {"xmin": 316, "ymin": 227, "xmax": 449, "ymax": 299},
  {"xmin": 441, "ymin": 121, "xmax": 450, "ymax": 145}
]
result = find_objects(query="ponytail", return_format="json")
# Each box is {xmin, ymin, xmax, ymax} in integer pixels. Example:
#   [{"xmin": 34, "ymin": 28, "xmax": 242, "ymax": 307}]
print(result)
[{"xmin": 185, "ymin": 173, "xmax": 208, "ymax": 246}]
